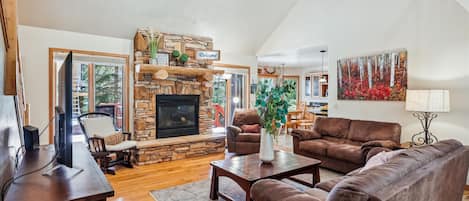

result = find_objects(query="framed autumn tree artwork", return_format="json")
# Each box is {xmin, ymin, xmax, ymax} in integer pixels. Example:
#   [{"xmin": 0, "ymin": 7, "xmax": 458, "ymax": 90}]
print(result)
[{"xmin": 337, "ymin": 49, "xmax": 407, "ymax": 101}]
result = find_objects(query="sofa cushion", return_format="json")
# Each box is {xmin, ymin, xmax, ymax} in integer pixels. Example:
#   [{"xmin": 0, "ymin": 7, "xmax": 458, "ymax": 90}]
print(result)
[
  {"xmin": 327, "ymin": 143, "xmax": 363, "ymax": 164},
  {"xmin": 347, "ymin": 120, "xmax": 401, "ymax": 143},
  {"xmin": 299, "ymin": 139, "xmax": 331, "ymax": 156},
  {"xmin": 305, "ymin": 188, "xmax": 329, "ymax": 200},
  {"xmin": 314, "ymin": 117, "xmax": 351, "ymax": 138},
  {"xmin": 236, "ymin": 133, "xmax": 260, "ymax": 143}
]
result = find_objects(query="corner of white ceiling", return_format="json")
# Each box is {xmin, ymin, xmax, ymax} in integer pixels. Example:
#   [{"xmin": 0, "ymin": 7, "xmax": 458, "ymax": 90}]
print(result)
[
  {"xmin": 255, "ymin": 0, "xmax": 300, "ymax": 56},
  {"xmin": 456, "ymin": 0, "xmax": 469, "ymax": 13}
]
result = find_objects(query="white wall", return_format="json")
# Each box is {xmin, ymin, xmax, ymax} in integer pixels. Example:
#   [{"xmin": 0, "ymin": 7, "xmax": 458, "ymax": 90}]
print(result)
[
  {"xmin": 18, "ymin": 25, "xmax": 133, "ymax": 144},
  {"xmin": 18, "ymin": 25, "xmax": 260, "ymax": 144},
  {"xmin": 259, "ymin": 0, "xmax": 469, "ymax": 184}
]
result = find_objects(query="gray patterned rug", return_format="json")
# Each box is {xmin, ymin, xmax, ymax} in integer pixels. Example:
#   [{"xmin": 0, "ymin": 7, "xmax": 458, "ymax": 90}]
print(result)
[{"xmin": 150, "ymin": 168, "xmax": 342, "ymax": 201}]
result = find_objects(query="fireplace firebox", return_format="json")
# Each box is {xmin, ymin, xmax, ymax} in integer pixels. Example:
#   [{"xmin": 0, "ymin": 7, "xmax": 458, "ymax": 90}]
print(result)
[{"xmin": 156, "ymin": 95, "xmax": 199, "ymax": 138}]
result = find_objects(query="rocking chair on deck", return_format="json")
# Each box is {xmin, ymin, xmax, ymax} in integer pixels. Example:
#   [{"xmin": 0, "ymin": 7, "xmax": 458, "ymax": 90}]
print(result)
[{"xmin": 78, "ymin": 112, "xmax": 136, "ymax": 175}]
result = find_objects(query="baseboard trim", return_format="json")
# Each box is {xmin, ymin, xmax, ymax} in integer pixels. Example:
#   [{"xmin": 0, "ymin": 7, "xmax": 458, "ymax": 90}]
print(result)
[{"xmin": 465, "ymin": 185, "xmax": 469, "ymax": 191}]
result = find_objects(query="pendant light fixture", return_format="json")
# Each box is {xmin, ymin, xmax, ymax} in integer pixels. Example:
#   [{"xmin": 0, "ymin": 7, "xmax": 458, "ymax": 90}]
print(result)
[{"xmin": 319, "ymin": 50, "xmax": 327, "ymax": 83}]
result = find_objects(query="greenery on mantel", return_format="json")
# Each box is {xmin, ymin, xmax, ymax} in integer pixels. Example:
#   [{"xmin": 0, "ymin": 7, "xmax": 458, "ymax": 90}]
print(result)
[{"xmin": 255, "ymin": 79, "xmax": 292, "ymax": 136}]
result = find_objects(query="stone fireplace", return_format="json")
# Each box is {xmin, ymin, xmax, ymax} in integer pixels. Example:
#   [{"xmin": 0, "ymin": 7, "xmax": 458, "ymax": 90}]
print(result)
[
  {"xmin": 132, "ymin": 30, "xmax": 226, "ymax": 165},
  {"xmin": 156, "ymin": 95, "xmax": 199, "ymax": 139}
]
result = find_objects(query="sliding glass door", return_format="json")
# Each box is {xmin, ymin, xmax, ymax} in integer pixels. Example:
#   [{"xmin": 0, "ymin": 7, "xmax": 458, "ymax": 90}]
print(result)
[{"xmin": 211, "ymin": 65, "xmax": 250, "ymax": 132}]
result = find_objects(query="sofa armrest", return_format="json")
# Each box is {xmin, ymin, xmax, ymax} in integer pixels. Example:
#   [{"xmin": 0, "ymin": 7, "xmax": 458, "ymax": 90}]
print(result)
[
  {"xmin": 291, "ymin": 129, "xmax": 322, "ymax": 141},
  {"xmin": 361, "ymin": 140, "xmax": 397, "ymax": 162},
  {"xmin": 364, "ymin": 147, "xmax": 392, "ymax": 162},
  {"xmin": 361, "ymin": 140, "xmax": 399, "ymax": 150},
  {"xmin": 251, "ymin": 179, "xmax": 323, "ymax": 201},
  {"xmin": 227, "ymin": 125, "xmax": 242, "ymax": 137}
]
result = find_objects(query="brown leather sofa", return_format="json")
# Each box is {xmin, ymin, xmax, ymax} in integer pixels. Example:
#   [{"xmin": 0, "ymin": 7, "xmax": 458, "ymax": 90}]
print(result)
[
  {"xmin": 251, "ymin": 140, "xmax": 469, "ymax": 201},
  {"xmin": 291, "ymin": 117, "xmax": 401, "ymax": 173},
  {"xmin": 227, "ymin": 109, "xmax": 261, "ymax": 154}
]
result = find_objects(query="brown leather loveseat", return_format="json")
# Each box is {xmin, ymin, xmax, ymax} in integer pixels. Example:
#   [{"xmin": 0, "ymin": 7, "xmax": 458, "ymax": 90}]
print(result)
[{"xmin": 292, "ymin": 117, "xmax": 401, "ymax": 173}]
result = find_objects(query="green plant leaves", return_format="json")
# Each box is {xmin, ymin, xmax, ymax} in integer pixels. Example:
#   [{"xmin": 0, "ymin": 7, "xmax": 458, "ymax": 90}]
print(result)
[{"xmin": 255, "ymin": 79, "xmax": 294, "ymax": 136}]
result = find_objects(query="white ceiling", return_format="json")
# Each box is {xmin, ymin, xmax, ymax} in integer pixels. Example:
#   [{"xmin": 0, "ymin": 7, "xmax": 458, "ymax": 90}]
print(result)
[
  {"xmin": 18, "ymin": 0, "xmax": 298, "ymax": 55},
  {"xmin": 257, "ymin": 46, "xmax": 328, "ymax": 68},
  {"xmin": 457, "ymin": 0, "xmax": 469, "ymax": 12}
]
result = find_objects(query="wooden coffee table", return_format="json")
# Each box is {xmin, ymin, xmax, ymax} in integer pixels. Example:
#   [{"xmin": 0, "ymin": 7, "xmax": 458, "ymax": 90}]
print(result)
[{"xmin": 210, "ymin": 151, "xmax": 321, "ymax": 201}]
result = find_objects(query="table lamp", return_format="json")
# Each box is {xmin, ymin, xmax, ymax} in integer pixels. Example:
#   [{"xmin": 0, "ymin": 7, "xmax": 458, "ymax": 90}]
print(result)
[{"xmin": 405, "ymin": 90, "xmax": 450, "ymax": 146}]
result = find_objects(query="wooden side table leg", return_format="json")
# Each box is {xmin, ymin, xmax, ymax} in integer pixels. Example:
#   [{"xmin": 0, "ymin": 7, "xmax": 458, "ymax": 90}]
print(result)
[
  {"xmin": 312, "ymin": 166, "xmax": 320, "ymax": 185},
  {"xmin": 210, "ymin": 167, "xmax": 219, "ymax": 200}
]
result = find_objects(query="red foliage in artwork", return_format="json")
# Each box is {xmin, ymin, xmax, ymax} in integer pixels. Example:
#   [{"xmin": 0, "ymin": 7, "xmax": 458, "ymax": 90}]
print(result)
[{"xmin": 337, "ymin": 50, "xmax": 407, "ymax": 101}]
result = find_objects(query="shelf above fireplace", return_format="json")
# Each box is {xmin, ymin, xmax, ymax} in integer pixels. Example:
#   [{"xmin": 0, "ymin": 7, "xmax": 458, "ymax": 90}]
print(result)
[{"xmin": 137, "ymin": 64, "xmax": 224, "ymax": 77}]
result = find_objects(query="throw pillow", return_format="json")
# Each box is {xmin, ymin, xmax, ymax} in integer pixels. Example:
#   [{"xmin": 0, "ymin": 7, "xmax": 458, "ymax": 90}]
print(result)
[
  {"xmin": 359, "ymin": 149, "xmax": 405, "ymax": 173},
  {"xmin": 101, "ymin": 132, "xmax": 124, "ymax": 145},
  {"xmin": 240, "ymin": 124, "xmax": 261, "ymax": 133}
]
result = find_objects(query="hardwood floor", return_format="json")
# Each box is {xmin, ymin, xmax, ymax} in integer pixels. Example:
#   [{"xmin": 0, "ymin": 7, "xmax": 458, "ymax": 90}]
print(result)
[{"xmin": 106, "ymin": 153, "xmax": 225, "ymax": 201}]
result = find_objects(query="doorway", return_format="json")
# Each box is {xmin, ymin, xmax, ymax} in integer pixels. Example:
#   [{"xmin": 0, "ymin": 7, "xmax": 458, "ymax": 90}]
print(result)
[
  {"xmin": 211, "ymin": 64, "xmax": 250, "ymax": 132},
  {"xmin": 48, "ymin": 48, "xmax": 130, "ymax": 143}
]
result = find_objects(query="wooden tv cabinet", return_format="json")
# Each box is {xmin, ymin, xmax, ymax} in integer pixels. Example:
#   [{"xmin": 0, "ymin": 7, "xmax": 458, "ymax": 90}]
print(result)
[{"xmin": 5, "ymin": 143, "xmax": 114, "ymax": 201}]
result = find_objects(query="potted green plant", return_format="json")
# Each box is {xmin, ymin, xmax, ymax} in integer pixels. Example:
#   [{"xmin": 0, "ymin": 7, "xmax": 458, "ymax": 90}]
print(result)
[
  {"xmin": 148, "ymin": 31, "xmax": 161, "ymax": 65},
  {"xmin": 255, "ymin": 79, "xmax": 290, "ymax": 163}
]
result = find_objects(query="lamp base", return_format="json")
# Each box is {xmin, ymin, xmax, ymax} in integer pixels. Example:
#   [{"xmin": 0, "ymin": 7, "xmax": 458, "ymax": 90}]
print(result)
[{"xmin": 411, "ymin": 112, "xmax": 439, "ymax": 146}]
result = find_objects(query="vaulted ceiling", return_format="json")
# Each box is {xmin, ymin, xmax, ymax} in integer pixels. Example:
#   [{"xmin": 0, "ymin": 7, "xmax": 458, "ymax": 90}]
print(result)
[
  {"xmin": 18, "ymin": 0, "xmax": 298, "ymax": 55},
  {"xmin": 457, "ymin": 0, "xmax": 469, "ymax": 12}
]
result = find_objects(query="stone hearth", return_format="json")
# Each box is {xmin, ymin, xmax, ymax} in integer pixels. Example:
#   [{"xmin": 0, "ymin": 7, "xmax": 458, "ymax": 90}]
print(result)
[{"xmin": 135, "ymin": 134, "xmax": 225, "ymax": 165}]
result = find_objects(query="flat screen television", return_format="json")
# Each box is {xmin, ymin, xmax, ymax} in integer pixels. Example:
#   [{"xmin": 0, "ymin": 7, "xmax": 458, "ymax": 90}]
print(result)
[{"xmin": 55, "ymin": 52, "xmax": 73, "ymax": 168}]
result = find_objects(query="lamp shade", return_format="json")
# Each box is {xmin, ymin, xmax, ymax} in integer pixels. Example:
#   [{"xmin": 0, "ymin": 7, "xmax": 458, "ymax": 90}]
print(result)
[{"xmin": 405, "ymin": 90, "xmax": 450, "ymax": 112}]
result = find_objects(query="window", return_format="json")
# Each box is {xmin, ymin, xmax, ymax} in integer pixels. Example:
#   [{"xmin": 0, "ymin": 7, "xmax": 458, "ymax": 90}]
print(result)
[{"xmin": 49, "ymin": 49, "xmax": 129, "ymax": 142}]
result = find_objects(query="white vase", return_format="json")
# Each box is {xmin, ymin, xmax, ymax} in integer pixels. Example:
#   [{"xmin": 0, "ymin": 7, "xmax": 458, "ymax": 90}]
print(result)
[
  {"xmin": 150, "ymin": 58, "xmax": 158, "ymax": 65},
  {"xmin": 259, "ymin": 128, "xmax": 275, "ymax": 163}
]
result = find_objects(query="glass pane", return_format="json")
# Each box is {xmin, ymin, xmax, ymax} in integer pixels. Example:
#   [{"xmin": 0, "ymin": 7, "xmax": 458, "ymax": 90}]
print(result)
[
  {"xmin": 305, "ymin": 76, "xmax": 311, "ymax": 97},
  {"xmin": 229, "ymin": 74, "xmax": 246, "ymax": 124},
  {"xmin": 72, "ymin": 63, "xmax": 89, "ymax": 135},
  {"xmin": 258, "ymin": 77, "xmax": 276, "ymax": 90},
  {"xmin": 212, "ymin": 75, "xmax": 227, "ymax": 129},
  {"xmin": 312, "ymin": 76, "xmax": 320, "ymax": 97},
  {"xmin": 283, "ymin": 79, "xmax": 298, "ymax": 111},
  {"xmin": 94, "ymin": 64, "xmax": 124, "ymax": 130}
]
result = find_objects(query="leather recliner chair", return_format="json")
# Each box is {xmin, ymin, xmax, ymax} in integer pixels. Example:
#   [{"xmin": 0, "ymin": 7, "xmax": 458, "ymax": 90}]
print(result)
[{"xmin": 226, "ymin": 108, "xmax": 261, "ymax": 155}]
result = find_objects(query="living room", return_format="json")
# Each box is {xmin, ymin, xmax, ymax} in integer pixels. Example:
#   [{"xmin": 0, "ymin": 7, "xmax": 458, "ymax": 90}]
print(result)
[{"xmin": 1, "ymin": 0, "xmax": 469, "ymax": 201}]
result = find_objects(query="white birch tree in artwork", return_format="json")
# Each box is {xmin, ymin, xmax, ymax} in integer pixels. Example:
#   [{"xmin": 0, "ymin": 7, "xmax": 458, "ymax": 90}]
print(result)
[
  {"xmin": 390, "ymin": 53, "xmax": 395, "ymax": 87},
  {"xmin": 379, "ymin": 55, "xmax": 384, "ymax": 80},
  {"xmin": 367, "ymin": 57, "xmax": 373, "ymax": 88},
  {"xmin": 347, "ymin": 60, "xmax": 351, "ymax": 81},
  {"xmin": 338, "ymin": 60, "xmax": 343, "ymax": 88},
  {"xmin": 359, "ymin": 58, "xmax": 364, "ymax": 83}
]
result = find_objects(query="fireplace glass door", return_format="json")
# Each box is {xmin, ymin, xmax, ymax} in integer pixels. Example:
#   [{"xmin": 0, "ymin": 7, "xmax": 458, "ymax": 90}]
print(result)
[{"xmin": 156, "ymin": 95, "xmax": 199, "ymax": 138}]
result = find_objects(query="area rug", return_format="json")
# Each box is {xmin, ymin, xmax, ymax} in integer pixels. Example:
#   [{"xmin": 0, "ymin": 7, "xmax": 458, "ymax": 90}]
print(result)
[{"xmin": 150, "ymin": 168, "xmax": 342, "ymax": 201}]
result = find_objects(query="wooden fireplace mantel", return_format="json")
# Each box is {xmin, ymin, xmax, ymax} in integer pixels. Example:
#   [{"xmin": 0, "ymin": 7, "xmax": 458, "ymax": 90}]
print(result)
[{"xmin": 138, "ymin": 64, "xmax": 224, "ymax": 77}]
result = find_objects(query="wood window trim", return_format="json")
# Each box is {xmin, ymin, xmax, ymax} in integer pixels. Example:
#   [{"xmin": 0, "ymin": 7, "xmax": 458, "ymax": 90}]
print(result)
[
  {"xmin": 212, "ymin": 63, "xmax": 251, "ymax": 108},
  {"xmin": 48, "ymin": 48, "xmax": 130, "ymax": 144},
  {"xmin": 1, "ymin": 0, "xmax": 18, "ymax": 95}
]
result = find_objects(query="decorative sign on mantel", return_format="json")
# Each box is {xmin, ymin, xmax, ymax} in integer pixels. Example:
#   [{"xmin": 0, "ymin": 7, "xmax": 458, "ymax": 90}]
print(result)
[{"xmin": 196, "ymin": 50, "xmax": 220, "ymax": 61}]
